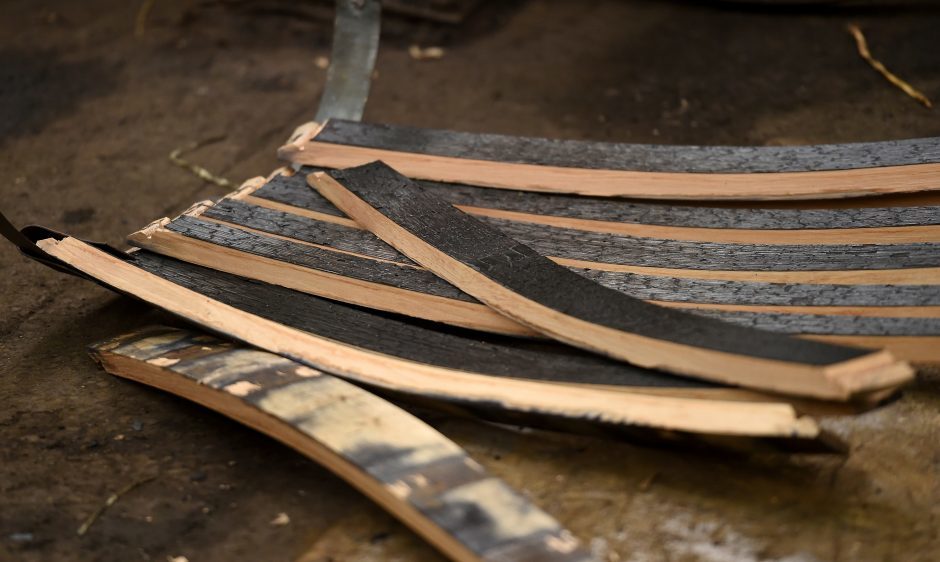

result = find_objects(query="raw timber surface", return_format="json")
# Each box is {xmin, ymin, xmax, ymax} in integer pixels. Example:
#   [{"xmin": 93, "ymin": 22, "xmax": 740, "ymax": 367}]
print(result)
[{"xmin": 2, "ymin": 1, "xmax": 940, "ymax": 561}]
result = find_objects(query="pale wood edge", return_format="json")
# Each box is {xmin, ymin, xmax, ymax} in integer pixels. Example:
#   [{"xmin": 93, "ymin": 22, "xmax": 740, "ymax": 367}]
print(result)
[
  {"xmin": 254, "ymin": 190, "xmax": 940, "ymax": 286},
  {"xmin": 124, "ymin": 226, "xmax": 920, "ymax": 413},
  {"xmin": 136, "ymin": 216, "xmax": 940, "ymax": 321},
  {"xmin": 130, "ymin": 212, "xmax": 940, "ymax": 369},
  {"xmin": 311, "ymin": 172, "xmax": 915, "ymax": 400},
  {"xmin": 803, "ymin": 335, "xmax": 940, "ymax": 364},
  {"xmin": 90, "ymin": 348, "xmax": 487, "ymax": 562},
  {"xmin": 462, "ymin": 206, "xmax": 940, "ymax": 245},
  {"xmin": 282, "ymin": 141, "xmax": 940, "ymax": 201},
  {"xmin": 40, "ymin": 236, "xmax": 827, "ymax": 438},
  {"xmin": 127, "ymin": 227, "xmax": 539, "ymax": 337},
  {"xmin": 285, "ymin": 121, "xmax": 326, "ymax": 147}
]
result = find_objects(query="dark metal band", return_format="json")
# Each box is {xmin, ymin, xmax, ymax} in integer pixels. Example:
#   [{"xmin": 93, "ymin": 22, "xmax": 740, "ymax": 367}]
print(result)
[{"xmin": 314, "ymin": 0, "xmax": 382, "ymax": 123}]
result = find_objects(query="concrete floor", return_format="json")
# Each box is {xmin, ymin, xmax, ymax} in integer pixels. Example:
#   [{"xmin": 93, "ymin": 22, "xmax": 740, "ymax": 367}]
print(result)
[{"xmin": 1, "ymin": 0, "xmax": 939, "ymax": 560}]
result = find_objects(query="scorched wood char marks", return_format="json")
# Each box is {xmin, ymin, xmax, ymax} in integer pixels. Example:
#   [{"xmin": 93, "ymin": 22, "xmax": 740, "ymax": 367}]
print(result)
[
  {"xmin": 91, "ymin": 327, "xmax": 596, "ymax": 562},
  {"xmin": 280, "ymin": 120, "xmax": 940, "ymax": 200},
  {"xmin": 311, "ymin": 162, "xmax": 914, "ymax": 399}
]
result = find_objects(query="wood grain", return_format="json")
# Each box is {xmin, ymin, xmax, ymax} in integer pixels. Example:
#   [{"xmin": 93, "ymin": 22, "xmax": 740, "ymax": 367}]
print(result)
[
  {"xmin": 206, "ymin": 196, "xmax": 940, "ymax": 272},
  {"xmin": 91, "ymin": 327, "xmax": 595, "ymax": 562},
  {"xmin": 279, "ymin": 121, "xmax": 940, "ymax": 200},
  {"xmin": 313, "ymin": 163, "xmax": 914, "ymax": 399},
  {"xmin": 313, "ymin": 120, "xmax": 940, "ymax": 173},
  {"xmin": 130, "ymin": 217, "xmax": 940, "ymax": 338},
  {"xmin": 204, "ymin": 198, "xmax": 940, "ymax": 293},
  {"xmin": 259, "ymin": 168, "xmax": 940, "ymax": 237},
  {"xmin": 37, "ymin": 236, "xmax": 848, "ymax": 448}
]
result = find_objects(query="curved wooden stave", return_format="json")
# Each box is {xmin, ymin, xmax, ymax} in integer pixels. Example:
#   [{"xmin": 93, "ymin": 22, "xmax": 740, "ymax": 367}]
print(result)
[
  {"xmin": 36, "ymin": 236, "xmax": 848, "ymax": 448},
  {"xmin": 126, "ymin": 216, "xmax": 940, "ymax": 364},
  {"xmin": 226, "ymin": 189, "xmax": 940, "ymax": 300},
  {"xmin": 278, "ymin": 120, "xmax": 940, "ymax": 201},
  {"xmin": 313, "ymin": 120, "xmax": 940, "ymax": 174},
  {"xmin": 202, "ymin": 199, "xmax": 940, "ymax": 284},
  {"xmin": 130, "ymin": 217, "xmax": 940, "ymax": 338},
  {"xmin": 91, "ymin": 327, "xmax": 595, "ymax": 562},
  {"xmin": 259, "ymin": 167, "xmax": 940, "ymax": 236},
  {"xmin": 206, "ymin": 196, "xmax": 940, "ymax": 273},
  {"xmin": 313, "ymin": 163, "xmax": 914, "ymax": 399}
]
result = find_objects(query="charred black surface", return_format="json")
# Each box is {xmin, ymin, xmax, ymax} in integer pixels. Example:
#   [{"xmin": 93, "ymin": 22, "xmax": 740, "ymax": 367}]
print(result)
[
  {"xmin": 163, "ymin": 217, "xmax": 940, "ymax": 335},
  {"xmin": 326, "ymin": 163, "xmax": 871, "ymax": 365},
  {"xmin": 205, "ymin": 199, "xmax": 413, "ymax": 264},
  {"xmin": 214, "ymin": 196, "xmax": 940, "ymax": 308},
  {"xmin": 127, "ymin": 250, "xmax": 714, "ymax": 389},
  {"xmin": 260, "ymin": 169, "xmax": 940, "ymax": 233},
  {"xmin": 687, "ymin": 310, "xmax": 939, "ymax": 336},
  {"xmin": 575, "ymin": 269, "xmax": 940, "ymax": 307},
  {"xmin": 166, "ymin": 216, "xmax": 468, "ymax": 300},
  {"xmin": 316, "ymin": 119, "xmax": 940, "ymax": 173},
  {"xmin": 481, "ymin": 217, "xmax": 940, "ymax": 271},
  {"xmin": 253, "ymin": 176, "xmax": 940, "ymax": 271}
]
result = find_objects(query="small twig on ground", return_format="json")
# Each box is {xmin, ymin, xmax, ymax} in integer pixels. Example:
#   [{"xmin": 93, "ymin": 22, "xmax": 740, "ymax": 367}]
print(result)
[
  {"xmin": 135, "ymin": 0, "xmax": 157, "ymax": 38},
  {"xmin": 847, "ymin": 23, "xmax": 933, "ymax": 109},
  {"xmin": 77, "ymin": 475, "xmax": 157, "ymax": 536},
  {"xmin": 169, "ymin": 135, "xmax": 235, "ymax": 188}
]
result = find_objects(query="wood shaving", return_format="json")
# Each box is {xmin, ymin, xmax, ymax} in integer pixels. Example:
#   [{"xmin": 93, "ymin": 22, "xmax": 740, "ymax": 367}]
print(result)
[
  {"xmin": 848, "ymin": 23, "xmax": 933, "ymax": 109},
  {"xmin": 408, "ymin": 45, "xmax": 445, "ymax": 61},
  {"xmin": 77, "ymin": 476, "xmax": 157, "ymax": 536},
  {"xmin": 135, "ymin": 0, "xmax": 156, "ymax": 38},
  {"xmin": 169, "ymin": 135, "xmax": 234, "ymax": 188}
]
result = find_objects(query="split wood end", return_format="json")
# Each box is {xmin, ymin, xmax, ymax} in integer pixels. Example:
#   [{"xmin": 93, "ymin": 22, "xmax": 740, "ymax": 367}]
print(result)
[
  {"xmin": 280, "ymin": 121, "xmax": 327, "ymax": 157},
  {"xmin": 226, "ymin": 177, "xmax": 267, "ymax": 200},
  {"xmin": 823, "ymin": 350, "xmax": 915, "ymax": 397},
  {"xmin": 127, "ymin": 199, "xmax": 213, "ymax": 244},
  {"xmin": 181, "ymin": 200, "xmax": 214, "ymax": 218},
  {"xmin": 128, "ymin": 217, "xmax": 171, "ymax": 241}
]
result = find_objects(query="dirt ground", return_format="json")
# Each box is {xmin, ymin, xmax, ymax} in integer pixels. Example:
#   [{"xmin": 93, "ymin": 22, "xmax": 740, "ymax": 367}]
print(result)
[{"xmin": 1, "ymin": 0, "xmax": 939, "ymax": 560}]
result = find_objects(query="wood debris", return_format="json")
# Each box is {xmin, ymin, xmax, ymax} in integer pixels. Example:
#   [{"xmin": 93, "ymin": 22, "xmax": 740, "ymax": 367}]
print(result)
[
  {"xmin": 169, "ymin": 135, "xmax": 234, "ymax": 188},
  {"xmin": 408, "ymin": 45, "xmax": 446, "ymax": 60},
  {"xmin": 848, "ymin": 23, "xmax": 933, "ymax": 109},
  {"xmin": 76, "ymin": 476, "xmax": 157, "ymax": 536}
]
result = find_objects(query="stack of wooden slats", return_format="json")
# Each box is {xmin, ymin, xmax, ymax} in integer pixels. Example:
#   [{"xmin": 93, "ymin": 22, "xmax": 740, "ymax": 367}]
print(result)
[
  {"xmin": 17, "ymin": 119, "xmax": 939, "ymax": 561},
  {"xmin": 39, "ymin": 119, "xmax": 940, "ymax": 446}
]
